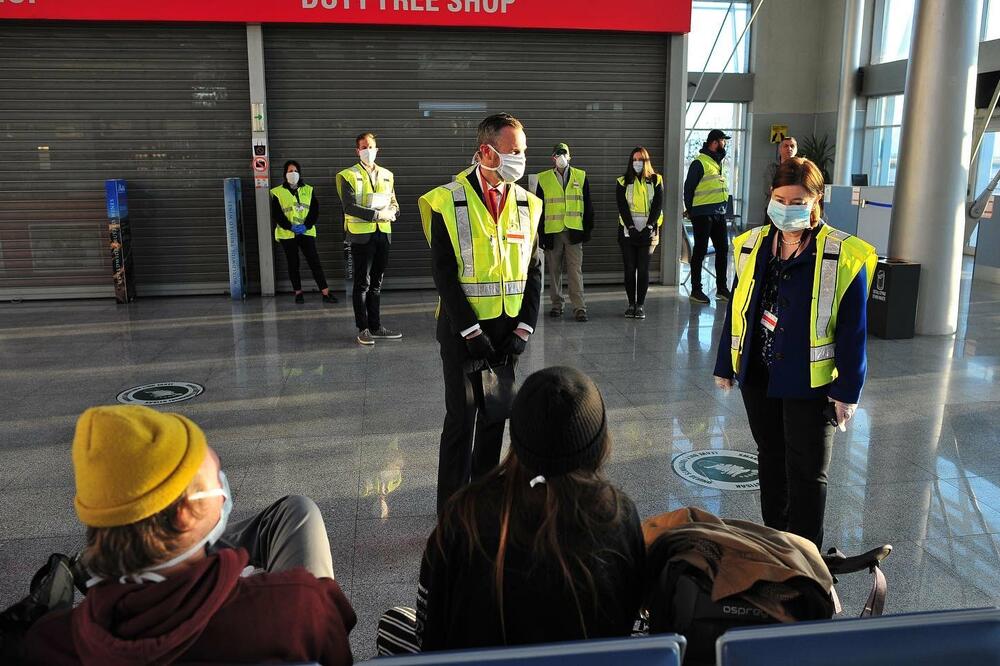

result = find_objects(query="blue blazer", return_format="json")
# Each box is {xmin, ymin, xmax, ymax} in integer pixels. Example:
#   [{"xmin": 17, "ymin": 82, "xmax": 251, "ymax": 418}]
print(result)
[{"xmin": 713, "ymin": 223, "xmax": 869, "ymax": 404}]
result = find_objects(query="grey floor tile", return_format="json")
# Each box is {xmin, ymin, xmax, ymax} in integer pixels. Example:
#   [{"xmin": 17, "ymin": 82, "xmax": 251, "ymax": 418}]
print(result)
[{"xmin": 1, "ymin": 276, "xmax": 999, "ymax": 641}]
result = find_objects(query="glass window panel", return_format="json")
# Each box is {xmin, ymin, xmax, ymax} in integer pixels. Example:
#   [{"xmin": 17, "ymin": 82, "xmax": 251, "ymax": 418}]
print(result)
[
  {"xmin": 685, "ymin": 102, "xmax": 747, "ymax": 215},
  {"xmin": 687, "ymin": 1, "xmax": 751, "ymax": 73},
  {"xmin": 875, "ymin": 0, "xmax": 916, "ymax": 63},
  {"xmin": 986, "ymin": 0, "xmax": 1000, "ymax": 41}
]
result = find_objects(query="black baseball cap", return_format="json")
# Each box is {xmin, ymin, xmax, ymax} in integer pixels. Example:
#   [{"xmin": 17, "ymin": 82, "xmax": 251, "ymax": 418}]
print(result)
[{"xmin": 707, "ymin": 129, "xmax": 731, "ymax": 142}]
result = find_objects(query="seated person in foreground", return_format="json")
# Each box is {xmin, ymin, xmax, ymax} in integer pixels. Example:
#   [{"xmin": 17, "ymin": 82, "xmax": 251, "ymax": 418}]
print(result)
[
  {"xmin": 378, "ymin": 366, "xmax": 645, "ymax": 653},
  {"xmin": 24, "ymin": 405, "xmax": 356, "ymax": 666}
]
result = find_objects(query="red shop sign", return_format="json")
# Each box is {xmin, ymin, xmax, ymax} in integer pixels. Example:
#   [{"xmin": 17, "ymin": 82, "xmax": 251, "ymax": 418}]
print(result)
[{"xmin": 0, "ymin": 0, "xmax": 692, "ymax": 34}]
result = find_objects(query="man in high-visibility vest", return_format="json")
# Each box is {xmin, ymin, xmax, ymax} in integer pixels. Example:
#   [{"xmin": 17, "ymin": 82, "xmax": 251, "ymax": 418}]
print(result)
[
  {"xmin": 530, "ymin": 143, "xmax": 594, "ymax": 322},
  {"xmin": 418, "ymin": 113, "xmax": 542, "ymax": 513},
  {"xmin": 336, "ymin": 132, "xmax": 401, "ymax": 346},
  {"xmin": 683, "ymin": 128, "xmax": 732, "ymax": 305}
]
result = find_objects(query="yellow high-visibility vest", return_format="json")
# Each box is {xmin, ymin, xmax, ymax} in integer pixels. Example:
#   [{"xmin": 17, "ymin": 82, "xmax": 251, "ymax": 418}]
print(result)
[
  {"xmin": 336, "ymin": 163, "xmax": 395, "ymax": 235},
  {"xmin": 728, "ymin": 224, "xmax": 877, "ymax": 387},
  {"xmin": 533, "ymin": 167, "xmax": 586, "ymax": 234},
  {"xmin": 693, "ymin": 153, "xmax": 729, "ymax": 207},
  {"xmin": 616, "ymin": 174, "xmax": 664, "ymax": 228},
  {"xmin": 270, "ymin": 184, "xmax": 315, "ymax": 241},
  {"xmin": 418, "ymin": 171, "xmax": 542, "ymax": 320}
]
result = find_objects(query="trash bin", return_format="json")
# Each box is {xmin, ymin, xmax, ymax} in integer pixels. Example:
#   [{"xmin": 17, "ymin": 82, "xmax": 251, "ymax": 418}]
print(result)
[{"xmin": 867, "ymin": 258, "xmax": 920, "ymax": 339}]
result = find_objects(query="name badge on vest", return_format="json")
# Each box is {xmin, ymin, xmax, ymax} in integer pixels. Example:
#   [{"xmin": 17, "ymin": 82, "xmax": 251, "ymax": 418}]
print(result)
[
  {"xmin": 294, "ymin": 204, "xmax": 307, "ymax": 213},
  {"xmin": 506, "ymin": 228, "xmax": 526, "ymax": 244},
  {"xmin": 761, "ymin": 310, "xmax": 778, "ymax": 332},
  {"xmin": 572, "ymin": 181, "xmax": 580, "ymax": 188}
]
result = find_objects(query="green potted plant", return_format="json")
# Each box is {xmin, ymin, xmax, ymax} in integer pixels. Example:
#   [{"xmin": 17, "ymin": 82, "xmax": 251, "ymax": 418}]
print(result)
[{"xmin": 797, "ymin": 134, "xmax": 836, "ymax": 183}]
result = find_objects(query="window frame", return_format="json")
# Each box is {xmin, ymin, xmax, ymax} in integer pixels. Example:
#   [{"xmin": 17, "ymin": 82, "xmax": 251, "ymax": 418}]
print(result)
[
  {"xmin": 687, "ymin": 0, "xmax": 753, "ymax": 75},
  {"xmin": 685, "ymin": 101, "xmax": 749, "ymax": 221}
]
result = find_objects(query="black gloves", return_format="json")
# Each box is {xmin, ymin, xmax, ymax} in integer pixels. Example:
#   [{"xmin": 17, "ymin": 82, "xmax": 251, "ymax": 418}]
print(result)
[
  {"xmin": 502, "ymin": 333, "xmax": 528, "ymax": 356},
  {"xmin": 465, "ymin": 332, "xmax": 495, "ymax": 360}
]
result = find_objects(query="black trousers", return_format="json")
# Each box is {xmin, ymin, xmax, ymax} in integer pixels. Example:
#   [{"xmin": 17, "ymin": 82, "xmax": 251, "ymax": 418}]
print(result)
[
  {"xmin": 690, "ymin": 214, "xmax": 728, "ymax": 291},
  {"xmin": 351, "ymin": 231, "xmax": 390, "ymax": 331},
  {"xmin": 619, "ymin": 238, "xmax": 652, "ymax": 305},
  {"xmin": 279, "ymin": 234, "xmax": 328, "ymax": 292},
  {"xmin": 740, "ymin": 382, "xmax": 836, "ymax": 548},
  {"xmin": 436, "ymin": 346, "xmax": 513, "ymax": 513}
]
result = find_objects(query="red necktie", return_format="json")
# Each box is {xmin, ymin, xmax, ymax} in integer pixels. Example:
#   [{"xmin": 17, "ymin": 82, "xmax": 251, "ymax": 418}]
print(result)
[{"xmin": 487, "ymin": 186, "xmax": 500, "ymax": 220}]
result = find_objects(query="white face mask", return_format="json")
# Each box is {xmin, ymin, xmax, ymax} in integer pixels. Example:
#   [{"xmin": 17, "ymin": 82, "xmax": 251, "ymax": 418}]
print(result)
[
  {"xmin": 633, "ymin": 160, "xmax": 645, "ymax": 175},
  {"xmin": 286, "ymin": 171, "xmax": 300, "ymax": 187},
  {"xmin": 87, "ymin": 471, "xmax": 234, "ymax": 586},
  {"xmin": 481, "ymin": 144, "xmax": 526, "ymax": 183},
  {"xmin": 554, "ymin": 154, "xmax": 569, "ymax": 170},
  {"xmin": 359, "ymin": 148, "xmax": 378, "ymax": 165}
]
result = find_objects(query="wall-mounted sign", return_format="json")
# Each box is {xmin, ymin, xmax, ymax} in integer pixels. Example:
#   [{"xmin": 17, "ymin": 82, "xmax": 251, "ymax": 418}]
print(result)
[{"xmin": 0, "ymin": 0, "xmax": 692, "ymax": 34}]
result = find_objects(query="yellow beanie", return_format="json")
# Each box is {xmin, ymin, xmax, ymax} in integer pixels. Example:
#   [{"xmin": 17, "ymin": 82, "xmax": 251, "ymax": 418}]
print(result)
[{"xmin": 72, "ymin": 405, "xmax": 208, "ymax": 528}]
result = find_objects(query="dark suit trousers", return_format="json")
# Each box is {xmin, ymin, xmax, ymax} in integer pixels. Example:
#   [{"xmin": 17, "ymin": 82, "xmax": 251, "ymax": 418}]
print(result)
[{"xmin": 436, "ymin": 329, "xmax": 513, "ymax": 513}]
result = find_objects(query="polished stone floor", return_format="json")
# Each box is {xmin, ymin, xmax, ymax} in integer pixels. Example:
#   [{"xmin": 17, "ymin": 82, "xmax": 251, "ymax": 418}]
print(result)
[{"xmin": 2, "ymin": 272, "xmax": 1000, "ymax": 659}]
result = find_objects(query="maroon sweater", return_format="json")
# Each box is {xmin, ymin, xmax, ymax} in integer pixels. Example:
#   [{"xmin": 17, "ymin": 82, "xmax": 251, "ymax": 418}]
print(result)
[{"xmin": 23, "ymin": 547, "xmax": 355, "ymax": 666}]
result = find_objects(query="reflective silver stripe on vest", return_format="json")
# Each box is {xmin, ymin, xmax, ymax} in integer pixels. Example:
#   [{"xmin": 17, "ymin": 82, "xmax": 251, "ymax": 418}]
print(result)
[
  {"xmin": 737, "ymin": 227, "xmax": 765, "ymax": 275},
  {"xmin": 447, "ymin": 182, "xmax": 475, "ymax": 279},
  {"xmin": 699, "ymin": 186, "xmax": 728, "ymax": 197},
  {"xmin": 815, "ymin": 233, "xmax": 845, "ymax": 340},
  {"xmin": 462, "ymin": 282, "xmax": 501, "ymax": 297},
  {"xmin": 504, "ymin": 280, "xmax": 526, "ymax": 295},
  {"xmin": 810, "ymin": 343, "xmax": 836, "ymax": 362},
  {"xmin": 515, "ymin": 187, "xmax": 530, "ymax": 230},
  {"xmin": 352, "ymin": 167, "xmax": 366, "ymax": 205}
]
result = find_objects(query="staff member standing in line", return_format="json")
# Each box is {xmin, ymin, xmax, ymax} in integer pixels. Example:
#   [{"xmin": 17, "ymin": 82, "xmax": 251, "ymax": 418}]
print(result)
[
  {"xmin": 616, "ymin": 146, "xmax": 663, "ymax": 320},
  {"xmin": 270, "ymin": 161, "xmax": 337, "ymax": 304},
  {"xmin": 712, "ymin": 158, "xmax": 876, "ymax": 549},
  {"xmin": 532, "ymin": 142, "xmax": 594, "ymax": 322},
  {"xmin": 418, "ymin": 113, "xmax": 542, "ymax": 513},
  {"xmin": 337, "ymin": 132, "xmax": 402, "ymax": 346},
  {"xmin": 683, "ymin": 129, "xmax": 732, "ymax": 304}
]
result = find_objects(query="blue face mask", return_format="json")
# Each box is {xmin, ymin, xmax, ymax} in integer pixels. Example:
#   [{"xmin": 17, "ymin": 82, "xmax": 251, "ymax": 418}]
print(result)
[{"xmin": 767, "ymin": 199, "xmax": 813, "ymax": 232}]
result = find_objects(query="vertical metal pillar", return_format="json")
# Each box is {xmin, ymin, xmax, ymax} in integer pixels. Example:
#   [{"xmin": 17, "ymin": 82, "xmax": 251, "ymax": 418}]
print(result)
[
  {"xmin": 889, "ymin": 0, "xmax": 981, "ymax": 335},
  {"xmin": 247, "ymin": 24, "xmax": 275, "ymax": 296},
  {"xmin": 833, "ymin": 0, "xmax": 865, "ymax": 185},
  {"xmin": 661, "ymin": 32, "xmax": 688, "ymax": 286}
]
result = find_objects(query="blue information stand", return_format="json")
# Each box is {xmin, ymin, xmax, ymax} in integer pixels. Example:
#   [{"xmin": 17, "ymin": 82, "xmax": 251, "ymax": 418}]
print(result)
[
  {"xmin": 105, "ymin": 179, "xmax": 135, "ymax": 303},
  {"xmin": 224, "ymin": 178, "xmax": 247, "ymax": 300}
]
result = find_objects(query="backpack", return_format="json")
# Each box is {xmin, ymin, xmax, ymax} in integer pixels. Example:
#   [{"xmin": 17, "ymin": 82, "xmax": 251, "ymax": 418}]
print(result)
[
  {"xmin": 0, "ymin": 552, "xmax": 86, "ymax": 663},
  {"xmin": 647, "ymin": 542, "xmax": 891, "ymax": 666}
]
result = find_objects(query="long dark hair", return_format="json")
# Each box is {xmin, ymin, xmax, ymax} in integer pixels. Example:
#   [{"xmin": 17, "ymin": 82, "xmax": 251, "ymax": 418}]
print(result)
[
  {"xmin": 624, "ymin": 146, "xmax": 656, "ymax": 184},
  {"xmin": 436, "ymin": 437, "xmax": 630, "ymax": 642}
]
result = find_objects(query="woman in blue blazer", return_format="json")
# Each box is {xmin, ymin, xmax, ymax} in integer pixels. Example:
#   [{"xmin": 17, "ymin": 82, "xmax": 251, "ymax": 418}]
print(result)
[{"xmin": 713, "ymin": 158, "xmax": 876, "ymax": 548}]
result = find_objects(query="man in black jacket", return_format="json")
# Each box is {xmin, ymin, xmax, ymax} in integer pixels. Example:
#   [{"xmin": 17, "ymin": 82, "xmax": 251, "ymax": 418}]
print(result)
[
  {"xmin": 683, "ymin": 129, "xmax": 732, "ymax": 304},
  {"xmin": 418, "ymin": 113, "xmax": 543, "ymax": 513}
]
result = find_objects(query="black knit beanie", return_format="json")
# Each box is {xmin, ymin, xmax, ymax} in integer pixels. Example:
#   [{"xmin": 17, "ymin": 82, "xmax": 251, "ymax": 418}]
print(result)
[{"xmin": 509, "ymin": 366, "xmax": 608, "ymax": 478}]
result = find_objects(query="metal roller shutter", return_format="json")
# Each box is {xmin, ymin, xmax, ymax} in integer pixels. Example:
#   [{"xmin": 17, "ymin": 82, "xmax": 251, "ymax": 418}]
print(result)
[
  {"xmin": 0, "ymin": 22, "xmax": 255, "ymax": 300},
  {"xmin": 264, "ymin": 26, "xmax": 667, "ymax": 290}
]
